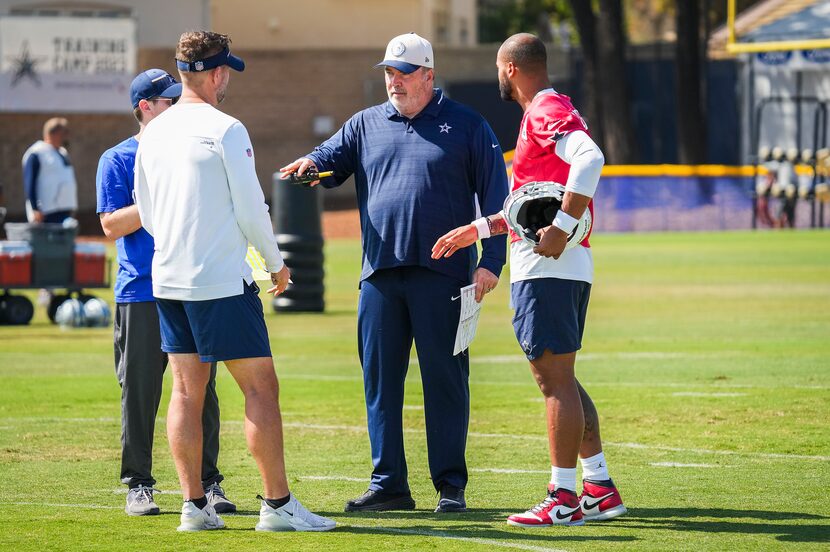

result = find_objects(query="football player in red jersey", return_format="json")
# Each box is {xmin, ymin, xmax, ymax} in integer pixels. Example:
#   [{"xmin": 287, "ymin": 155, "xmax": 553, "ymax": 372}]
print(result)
[{"xmin": 432, "ymin": 33, "xmax": 626, "ymax": 527}]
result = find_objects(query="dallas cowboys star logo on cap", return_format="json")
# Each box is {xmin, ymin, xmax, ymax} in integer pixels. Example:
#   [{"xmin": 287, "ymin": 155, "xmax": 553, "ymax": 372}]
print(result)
[{"xmin": 439, "ymin": 123, "xmax": 451, "ymax": 134}]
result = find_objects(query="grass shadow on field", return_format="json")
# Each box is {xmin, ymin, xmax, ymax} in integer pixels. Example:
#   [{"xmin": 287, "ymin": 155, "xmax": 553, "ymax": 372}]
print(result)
[
  {"xmin": 337, "ymin": 524, "xmax": 639, "ymax": 545},
  {"xmin": 335, "ymin": 508, "xmax": 511, "ymax": 522},
  {"xmin": 620, "ymin": 508, "xmax": 829, "ymax": 544},
  {"xmin": 321, "ymin": 510, "xmax": 639, "ymax": 545}
]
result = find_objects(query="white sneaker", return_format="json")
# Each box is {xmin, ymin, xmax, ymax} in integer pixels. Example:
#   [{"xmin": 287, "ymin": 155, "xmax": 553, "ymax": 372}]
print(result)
[
  {"xmin": 255, "ymin": 494, "xmax": 336, "ymax": 532},
  {"xmin": 125, "ymin": 485, "xmax": 159, "ymax": 516},
  {"xmin": 177, "ymin": 501, "xmax": 225, "ymax": 532}
]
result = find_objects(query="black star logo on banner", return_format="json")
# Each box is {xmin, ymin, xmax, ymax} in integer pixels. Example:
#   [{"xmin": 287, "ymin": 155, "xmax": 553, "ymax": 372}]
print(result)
[{"xmin": 9, "ymin": 41, "xmax": 45, "ymax": 87}]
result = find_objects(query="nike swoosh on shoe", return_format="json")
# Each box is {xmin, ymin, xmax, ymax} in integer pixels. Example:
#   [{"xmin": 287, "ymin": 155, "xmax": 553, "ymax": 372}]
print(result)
[
  {"xmin": 582, "ymin": 492, "xmax": 616, "ymax": 511},
  {"xmin": 554, "ymin": 507, "xmax": 581, "ymax": 520}
]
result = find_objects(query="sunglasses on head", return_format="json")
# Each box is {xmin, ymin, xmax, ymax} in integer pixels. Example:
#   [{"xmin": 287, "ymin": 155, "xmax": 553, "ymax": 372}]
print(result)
[{"xmin": 148, "ymin": 96, "xmax": 178, "ymax": 105}]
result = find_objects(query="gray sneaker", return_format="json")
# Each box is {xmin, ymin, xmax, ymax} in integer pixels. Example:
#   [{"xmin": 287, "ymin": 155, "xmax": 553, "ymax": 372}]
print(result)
[
  {"xmin": 205, "ymin": 482, "xmax": 236, "ymax": 513},
  {"xmin": 125, "ymin": 485, "xmax": 160, "ymax": 516}
]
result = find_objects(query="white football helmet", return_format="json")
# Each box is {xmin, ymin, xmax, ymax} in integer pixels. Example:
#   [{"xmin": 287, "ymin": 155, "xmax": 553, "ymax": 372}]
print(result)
[
  {"xmin": 503, "ymin": 181, "xmax": 592, "ymax": 250},
  {"xmin": 82, "ymin": 297, "xmax": 111, "ymax": 327},
  {"xmin": 55, "ymin": 298, "xmax": 85, "ymax": 328}
]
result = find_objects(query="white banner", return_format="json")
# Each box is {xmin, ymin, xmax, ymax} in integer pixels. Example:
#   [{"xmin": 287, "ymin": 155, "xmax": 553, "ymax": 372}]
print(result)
[{"xmin": 0, "ymin": 16, "xmax": 136, "ymax": 112}]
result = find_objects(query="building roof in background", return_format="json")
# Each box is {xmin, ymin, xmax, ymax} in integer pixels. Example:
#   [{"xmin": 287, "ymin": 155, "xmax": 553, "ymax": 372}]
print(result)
[
  {"xmin": 744, "ymin": 1, "xmax": 830, "ymax": 41},
  {"xmin": 708, "ymin": 0, "xmax": 825, "ymax": 59}
]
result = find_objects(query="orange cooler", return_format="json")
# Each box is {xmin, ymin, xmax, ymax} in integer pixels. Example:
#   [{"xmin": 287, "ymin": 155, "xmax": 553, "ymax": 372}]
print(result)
[
  {"xmin": 74, "ymin": 242, "xmax": 107, "ymax": 286},
  {"xmin": 0, "ymin": 241, "xmax": 33, "ymax": 286}
]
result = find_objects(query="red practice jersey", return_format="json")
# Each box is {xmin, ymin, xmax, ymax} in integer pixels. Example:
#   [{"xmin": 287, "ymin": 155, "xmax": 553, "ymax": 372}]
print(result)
[{"xmin": 510, "ymin": 90, "xmax": 594, "ymax": 247}]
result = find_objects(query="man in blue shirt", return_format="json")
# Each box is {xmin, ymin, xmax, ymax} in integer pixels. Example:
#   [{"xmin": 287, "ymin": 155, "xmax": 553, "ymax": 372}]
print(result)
[
  {"xmin": 281, "ymin": 33, "xmax": 509, "ymax": 513},
  {"xmin": 96, "ymin": 69, "xmax": 235, "ymax": 517}
]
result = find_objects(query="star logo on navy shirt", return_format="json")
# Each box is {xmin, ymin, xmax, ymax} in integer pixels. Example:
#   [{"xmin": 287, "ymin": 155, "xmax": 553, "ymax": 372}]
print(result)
[{"xmin": 439, "ymin": 123, "xmax": 452, "ymax": 134}]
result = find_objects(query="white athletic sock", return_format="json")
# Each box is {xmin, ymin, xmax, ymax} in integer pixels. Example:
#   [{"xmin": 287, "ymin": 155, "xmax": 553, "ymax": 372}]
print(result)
[
  {"xmin": 550, "ymin": 466, "xmax": 577, "ymax": 492},
  {"xmin": 580, "ymin": 451, "xmax": 610, "ymax": 481}
]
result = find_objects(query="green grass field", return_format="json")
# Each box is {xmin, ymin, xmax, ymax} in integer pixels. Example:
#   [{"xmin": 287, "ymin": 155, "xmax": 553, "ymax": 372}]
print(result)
[{"xmin": 0, "ymin": 231, "xmax": 828, "ymax": 551}]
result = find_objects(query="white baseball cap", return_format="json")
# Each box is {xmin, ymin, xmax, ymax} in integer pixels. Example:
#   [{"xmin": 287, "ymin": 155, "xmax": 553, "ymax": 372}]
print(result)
[{"xmin": 375, "ymin": 32, "xmax": 434, "ymax": 74}]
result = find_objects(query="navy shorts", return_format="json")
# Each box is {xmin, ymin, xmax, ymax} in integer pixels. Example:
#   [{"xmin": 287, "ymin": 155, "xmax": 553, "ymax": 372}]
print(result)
[
  {"xmin": 511, "ymin": 278, "xmax": 591, "ymax": 359},
  {"xmin": 156, "ymin": 281, "xmax": 271, "ymax": 363}
]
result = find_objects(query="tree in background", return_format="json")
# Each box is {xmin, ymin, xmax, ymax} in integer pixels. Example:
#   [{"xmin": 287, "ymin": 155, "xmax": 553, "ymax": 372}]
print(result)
[
  {"xmin": 588, "ymin": 0, "xmax": 639, "ymax": 163},
  {"xmin": 480, "ymin": 0, "xmax": 638, "ymax": 163},
  {"xmin": 479, "ymin": 0, "xmax": 571, "ymax": 43},
  {"xmin": 675, "ymin": 0, "xmax": 706, "ymax": 163},
  {"xmin": 568, "ymin": 1, "xmax": 603, "ymax": 149}
]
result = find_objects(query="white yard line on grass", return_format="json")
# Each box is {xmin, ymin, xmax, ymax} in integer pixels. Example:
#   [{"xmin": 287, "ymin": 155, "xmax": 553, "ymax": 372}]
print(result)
[
  {"xmin": 471, "ymin": 468, "xmax": 550, "ymax": 474},
  {"xmin": 346, "ymin": 524, "xmax": 569, "ymax": 552},
  {"xmin": 278, "ymin": 372, "xmax": 829, "ymax": 391},
  {"xmin": 4, "ymin": 501, "xmax": 121, "ymax": 510},
  {"xmin": 3, "ymin": 418, "xmax": 828, "ymax": 462},
  {"xmin": 108, "ymin": 488, "xmax": 182, "ymax": 495},
  {"xmin": 606, "ymin": 441, "xmax": 830, "ymax": 461},
  {"xmin": 649, "ymin": 462, "xmax": 727, "ymax": 468},
  {"xmin": 300, "ymin": 475, "xmax": 365, "ymax": 482},
  {"xmin": 671, "ymin": 392, "xmax": 747, "ymax": 397},
  {"xmin": 470, "ymin": 352, "xmax": 727, "ymax": 364}
]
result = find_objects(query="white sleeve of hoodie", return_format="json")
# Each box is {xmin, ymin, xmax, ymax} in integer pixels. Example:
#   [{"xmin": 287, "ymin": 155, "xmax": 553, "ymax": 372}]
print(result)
[
  {"xmin": 221, "ymin": 122, "xmax": 284, "ymax": 273},
  {"xmin": 554, "ymin": 130, "xmax": 604, "ymax": 198}
]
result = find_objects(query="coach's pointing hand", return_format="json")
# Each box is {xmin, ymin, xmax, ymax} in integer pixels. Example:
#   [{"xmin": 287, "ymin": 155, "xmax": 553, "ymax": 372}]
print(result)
[
  {"xmin": 268, "ymin": 264, "xmax": 291, "ymax": 296},
  {"xmin": 279, "ymin": 158, "xmax": 320, "ymax": 186}
]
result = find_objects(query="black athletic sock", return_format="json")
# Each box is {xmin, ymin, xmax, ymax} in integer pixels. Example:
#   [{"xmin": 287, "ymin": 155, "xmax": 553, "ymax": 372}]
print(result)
[
  {"xmin": 189, "ymin": 495, "xmax": 208, "ymax": 510},
  {"xmin": 258, "ymin": 493, "xmax": 290, "ymax": 509}
]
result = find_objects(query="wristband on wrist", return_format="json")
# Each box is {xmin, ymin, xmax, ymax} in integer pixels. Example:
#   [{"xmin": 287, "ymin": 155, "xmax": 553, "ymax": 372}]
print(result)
[
  {"xmin": 552, "ymin": 210, "xmax": 579, "ymax": 234},
  {"xmin": 472, "ymin": 217, "xmax": 491, "ymax": 239}
]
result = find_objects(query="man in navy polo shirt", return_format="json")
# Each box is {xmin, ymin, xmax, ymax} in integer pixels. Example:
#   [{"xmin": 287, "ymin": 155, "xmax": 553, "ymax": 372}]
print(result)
[
  {"xmin": 281, "ymin": 32, "xmax": 509, "ymax": 513},
  {"xmin": 96, "ymin": 68, "xmax": 235, "ymax": 517}
]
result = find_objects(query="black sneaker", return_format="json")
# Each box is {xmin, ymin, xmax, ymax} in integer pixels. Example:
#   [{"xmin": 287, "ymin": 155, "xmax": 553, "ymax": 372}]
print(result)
[
  {"xmin": 435, "ymin": 485, "xmax": 467, "ymax": 513},
  {"xmin": 344, "ymin": 489, "xmax": 416, "ymax": 512}
]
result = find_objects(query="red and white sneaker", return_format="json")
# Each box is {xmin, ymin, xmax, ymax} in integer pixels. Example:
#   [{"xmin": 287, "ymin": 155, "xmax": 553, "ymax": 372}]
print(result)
[
  {"xmin": 507, "ymin": 486, "xmax": 584, "ymax": 527},
  {"xmin": 579, "ymin": 479, "xmax": 627, "ymax": 521}
]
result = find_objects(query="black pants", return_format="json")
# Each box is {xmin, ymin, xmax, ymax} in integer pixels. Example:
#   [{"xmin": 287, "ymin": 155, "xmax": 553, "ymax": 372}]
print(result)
[{"xmin": 114, "ymin": 302, "xmax": 223, "ymax": 488}]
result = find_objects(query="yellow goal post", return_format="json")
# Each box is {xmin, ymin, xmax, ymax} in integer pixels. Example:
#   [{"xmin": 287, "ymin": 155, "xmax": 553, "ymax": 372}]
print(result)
[{"xmin": 726, "ymin": 0, "xmax": 830, "ymax": 54}]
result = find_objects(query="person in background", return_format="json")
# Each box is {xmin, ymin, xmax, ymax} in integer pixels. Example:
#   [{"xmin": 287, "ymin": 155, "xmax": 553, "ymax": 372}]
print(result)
[
  {"xmin": 22, "ymin": 117, "xmax": 77, "ymax": 224},
  {"xmin": 96, "ymin": 68, "xmax": 236, "ymax": 517}
]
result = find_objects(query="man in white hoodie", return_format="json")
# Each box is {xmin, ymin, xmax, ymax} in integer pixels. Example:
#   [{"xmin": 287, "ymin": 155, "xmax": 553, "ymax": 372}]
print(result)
[
  {"xmin": 22, "ymin": 117, "xmax": 77, "ymax": 223},
  {"xmin": 134, "ymin": 30, "xmax": 335, "ymax": 533}
]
